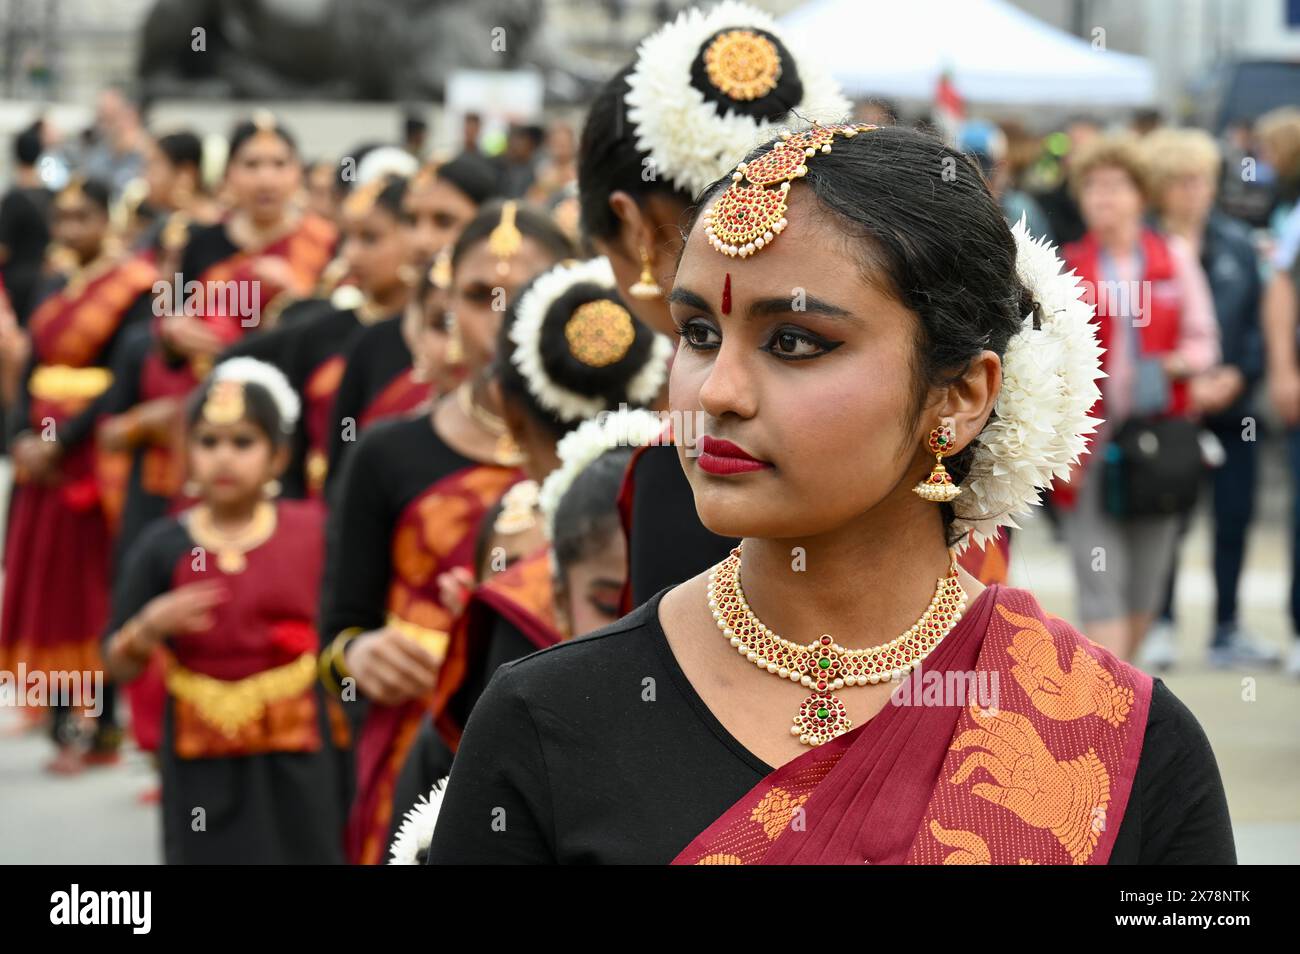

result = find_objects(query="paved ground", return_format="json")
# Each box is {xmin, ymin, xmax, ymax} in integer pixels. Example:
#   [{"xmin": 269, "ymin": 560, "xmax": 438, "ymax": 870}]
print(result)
[{"xmin": 1, "ymin": 444, "xmax": 1297, "ymax": 864}]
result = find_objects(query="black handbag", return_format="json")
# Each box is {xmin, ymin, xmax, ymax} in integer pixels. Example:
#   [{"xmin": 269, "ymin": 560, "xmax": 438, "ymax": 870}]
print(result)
[{"xmin": 1102, "ymin": 416, "xmax": 1203, "ymax": 518}]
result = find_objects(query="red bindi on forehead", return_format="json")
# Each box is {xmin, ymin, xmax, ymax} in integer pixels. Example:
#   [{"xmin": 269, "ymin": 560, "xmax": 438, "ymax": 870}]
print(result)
[{"xmin": 722, "ymin": 272, "xmax": 732, "ymax": 315}]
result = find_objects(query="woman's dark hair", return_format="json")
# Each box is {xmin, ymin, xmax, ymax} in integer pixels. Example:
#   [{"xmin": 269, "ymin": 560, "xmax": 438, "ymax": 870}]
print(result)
[
  {"xmin": 373, "ymin": 175, "xmax": 408, "ymax": 218},
  {"xmin": 227, "ymin": 117, "xmax": 297, "ymax": 162},
  {"xmin": 578, "ymin": 65, "xmax": 690, "ymax": 242},
  {"xmin": 552, "ymin": 446, "xmax": 635, "ymax": 574},
  {"xmin": 579, "ymin": 28, "xmax": 807, "ymax": 243},
  {"xmin": 449, "ymin": 200, "xmax": 575, "ymax": 272},
  {"xmin": 433, "ymin": 153, "xmax": 500, "ymax": 206},
  {"xmin": 688, "ymin": 28, "xmax": 805, "ymax": 123},
  {"xmin": 61, "ymin": 177, "xmax": 112, "ymax": 213},
  {"xmin": 156, "ymin": 130, "xmax": 203, "ymax": 171},
  {"xmin": 495, "ymin": 275, "xmax": 662, "ymax": 441},
  {"xmin": 14, "ymin": 121, "xmax": 42, "ymax": 165},
  {"xmin": 694, "ymin": 124, "xmax": 1032, "ymax": 544},
  {"xmin": 186, "ymin": 378, "xmax": 287, "ymax": 446}
]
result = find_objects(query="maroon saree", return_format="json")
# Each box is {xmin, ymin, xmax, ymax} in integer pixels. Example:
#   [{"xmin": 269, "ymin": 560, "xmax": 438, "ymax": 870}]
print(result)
[
  {"xmin": 346, "ymin": 462, "xmax": 523, "ymax": 864},
  {"xmin": 0, "ymin": 255, "xmax": 158, "ymax": 679},
  {"xmin": 673, "ymin": 585, "xmax": 1151, "ymax": 865},
  {"xmin": 357, "ymin": 366, "xmax": 432, "ymax": 430}
]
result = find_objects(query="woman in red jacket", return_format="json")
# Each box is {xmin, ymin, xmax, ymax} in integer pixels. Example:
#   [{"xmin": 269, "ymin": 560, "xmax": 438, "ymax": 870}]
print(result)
[{"xmin": 1056, "ymin": 135, "xmax": 1220, "ymax": 662}]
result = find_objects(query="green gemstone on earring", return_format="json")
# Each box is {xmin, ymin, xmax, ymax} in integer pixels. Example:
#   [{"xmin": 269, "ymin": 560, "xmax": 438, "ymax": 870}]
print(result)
[
  {"xmin": 817, "ymin": 707, "xmax": 829, "ymax": 720},
  {"xmin": 818, "ymin": 657, "xmax": 831, "ymax": 669}
]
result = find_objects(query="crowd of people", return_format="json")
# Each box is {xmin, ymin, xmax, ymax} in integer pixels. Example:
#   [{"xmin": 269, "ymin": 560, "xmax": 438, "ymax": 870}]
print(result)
[{"xmin": 0, "ymin": 0, "xmax": 1289, "ymax": 865}]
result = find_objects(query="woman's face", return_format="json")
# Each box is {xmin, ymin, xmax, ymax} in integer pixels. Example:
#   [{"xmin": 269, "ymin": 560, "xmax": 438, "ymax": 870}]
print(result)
[
  {"xmin": 404, "ymin": 178, "xmax": 478, "ymax": 264},
  {"xmin": 559, "ymin": 526, "xmax": 627, "ymax": 638},
  {"xmin": 188, "ymin": 417, "xmax": 279, "ymax": 508},
  {"xmin": 669, "ymin": 186, "xmax": 946, "ymax": 541},
  {"xmin": 306, "ymin": 162, "xmax": 339, "ymax": 222},
  {"xmin": 144, "ymin": 141, "xmax": 180, "ymax": 209},
  {"xmin": 52, "ymin": 193, "xmax": 108, "ymax": 261},
  {"xmin": 225, "ymin": 132, "xmax": 300, "ymax": 224},
  {"xmin": 1159, "ymin": 169, "xmax": 1216, "ymax": 227},
  {"xmin": 341, "ymin": 203, "xmax": 409, "ymax": 298},
  {"xmin": 1078, "ymin": 164, "xmax": 1144, "ymax": 237},
  {"xmin": 449, "ymin": 237, "xmax": 560, "ymax": 374},
  {"xmin": 413, "ymin": 285, "xmax": 451, "ymax": 384}
]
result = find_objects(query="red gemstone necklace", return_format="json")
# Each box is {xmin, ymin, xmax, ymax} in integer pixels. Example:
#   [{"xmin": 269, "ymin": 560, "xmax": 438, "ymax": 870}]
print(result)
[{"xmin": 706, "ymin": 544, "xmax": 968, "ymax": 746}]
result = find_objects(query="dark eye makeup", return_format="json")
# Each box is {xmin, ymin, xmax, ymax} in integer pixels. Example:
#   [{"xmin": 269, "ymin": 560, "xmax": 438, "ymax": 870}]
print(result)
[{"xmin": 673, "ymin": 318, "xmax": 842, "ymax": 362}]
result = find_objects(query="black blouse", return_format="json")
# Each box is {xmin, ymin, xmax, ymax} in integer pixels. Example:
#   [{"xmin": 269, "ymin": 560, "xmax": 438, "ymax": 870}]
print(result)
[
  {"xmin": 426, "ymin": 587, "xmax": 1236, "ymax": 865},
  {"xmin": 318, "ymin": 412, "xmax": 478, "ymax": 643},
  {"xmin": 324, "ymin": 315, "xmax": 413, "ymax": 500}
]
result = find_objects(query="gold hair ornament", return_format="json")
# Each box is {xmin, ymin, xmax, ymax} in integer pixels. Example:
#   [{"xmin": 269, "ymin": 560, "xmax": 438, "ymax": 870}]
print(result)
[
  {"xmin": 701, "ymin": 123, "xmax": 876, "ymax": 258},
  {"xmin": 487, "ymin": 200, "xmax": 522, "ymax": 277},
  {"xmin": 564, "ymin": 299, "xmax": 636, "ymax": 368},
  {"xmin": 703, "ymin": 29, "xmax": 782, "ymax": 101}
]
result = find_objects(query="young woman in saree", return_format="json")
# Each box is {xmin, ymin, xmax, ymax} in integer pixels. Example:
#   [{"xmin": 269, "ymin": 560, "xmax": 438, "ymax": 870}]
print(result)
[
  {"xmin": 1, "ymin": 177, "xmax": 158, "ymax": 770},
  {"xmin": 576, "ymin": 1, "xmax": 1010, "ymax": 615},
  {"xmin": 318, "ymin": 201, "xmax": 574, "ymax": 863},
  {"xmin": 425, "ymin": 258, "xmax": 671, "ymax": 749},
  {"xmin": 323, "ymin": 154, "xmax": 501, "ymax": 495},
  {"xmin": 427, "ymin": 124, "xmax": 1235, "ymax": 865},
  {"xmin": 217, "ymin": 175, "xmax": 415, "ymax": 499},
  {"xmin": 108, "ymin": 114, "xmax": 336, "ymax": 572},
  {"xmin": 389, "ymin": 261, "xmax": 671, "ymax": 855}
]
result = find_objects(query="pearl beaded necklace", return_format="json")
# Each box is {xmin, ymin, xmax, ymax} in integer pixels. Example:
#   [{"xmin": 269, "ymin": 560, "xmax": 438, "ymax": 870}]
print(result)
[{"xmin": 706, "ymin": 545, "xmax": 969, "ymax": 746}]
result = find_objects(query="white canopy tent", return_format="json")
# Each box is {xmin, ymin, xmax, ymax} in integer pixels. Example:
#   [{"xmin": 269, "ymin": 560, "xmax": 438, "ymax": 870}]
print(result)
[{"xmin": 778, "ymin": 0, "xmax": 1156, "ymax": 106}]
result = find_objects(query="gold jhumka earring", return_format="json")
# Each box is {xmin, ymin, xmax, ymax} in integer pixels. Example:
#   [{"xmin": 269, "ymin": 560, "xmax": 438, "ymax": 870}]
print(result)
[{"xmin": 912, "ymin": 420, "xmax": 962, "ymax": 503}]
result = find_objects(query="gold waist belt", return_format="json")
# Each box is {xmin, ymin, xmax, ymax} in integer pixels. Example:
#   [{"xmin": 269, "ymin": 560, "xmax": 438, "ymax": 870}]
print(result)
[
  {"xmin": 29, "ymin": 364, "xmax": 113, "ymax": 402},
  {"xmin": 386, "ymin": 614, "xmax": 449, "ymax": 663},
  {"xmin": 165, "ymin": 652, "xmax": 318, "ymax": 737}
]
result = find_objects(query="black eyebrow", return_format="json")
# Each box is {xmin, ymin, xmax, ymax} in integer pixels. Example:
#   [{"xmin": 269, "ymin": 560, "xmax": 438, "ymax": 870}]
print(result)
[
  {"xmin": 748, "ymin": 295, "xmax": 857, "ymax": 322},
  {"xmin": 666, "ymin": 287, "xmax": 712, "ymax": 314},
  {"xmin": 668, "ymin": 286, "xmax": 859, "ymax": 324}
]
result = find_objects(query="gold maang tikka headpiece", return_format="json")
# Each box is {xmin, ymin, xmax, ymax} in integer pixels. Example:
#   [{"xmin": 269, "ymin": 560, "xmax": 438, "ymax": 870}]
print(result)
[
  {"xmin": 202, "ymin": 379, "xmax": 246, "ymax": 425},
  {"xmin": 486, "ymin": 200, "xmax": 522, "ymax": 277},
  {"xmin": 701, "ymin": 123, "xmax": 876, "ymax": 258}
]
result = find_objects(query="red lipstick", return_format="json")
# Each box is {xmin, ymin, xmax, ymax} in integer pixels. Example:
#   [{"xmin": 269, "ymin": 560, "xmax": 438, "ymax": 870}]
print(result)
[{"xmin": 697, "ymin": 435, "xmax": 771, "ymax": 475}]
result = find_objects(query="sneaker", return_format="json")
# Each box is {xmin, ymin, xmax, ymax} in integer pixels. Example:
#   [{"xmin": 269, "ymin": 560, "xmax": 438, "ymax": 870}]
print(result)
[
  {"xmin": 1286, "ymin": 643, "xmax": 1300, "ymax": 679},
  {"xmin": 1137, "ymin": 620, "xmax": 1179, "ymax": 672},
  {"xmin": 1207, "ymin": 625, "xmax": 1283, "ymax": 669}
]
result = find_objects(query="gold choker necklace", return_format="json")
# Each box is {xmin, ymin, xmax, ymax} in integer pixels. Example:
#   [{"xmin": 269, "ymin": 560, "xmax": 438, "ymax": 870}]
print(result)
[
  {"xmin": 188, "ymin": 501, "xmax": 277, "ymax": 574},
  {"xmin": 706, "ymin": 545, "xmax": 968, "ymax": 746},
  {"xmin": 454, "ymin": 381, "xmax": 526, "ymax": 467}
]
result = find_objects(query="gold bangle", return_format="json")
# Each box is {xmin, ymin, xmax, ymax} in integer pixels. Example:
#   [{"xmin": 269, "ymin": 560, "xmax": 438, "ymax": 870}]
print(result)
[
  {"xmin": 331, "ymin": 628, "xmax": 365, "ymax": 679},
  {"xmin": 318, "ymin": 627, "xmax": 364, "ymax": 695}
]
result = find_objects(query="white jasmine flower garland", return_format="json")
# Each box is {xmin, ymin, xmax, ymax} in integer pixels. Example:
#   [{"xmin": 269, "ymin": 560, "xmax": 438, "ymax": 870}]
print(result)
[
  {"xmin": 624, "ymin": 0, "xmax": 850, "ymax": 198},
  {"xmin": 388, "ymin": 776, "xmax": 449, "ymax": 865},
  {"xmin": 509, "ymin": 257, "xmax": 673, "ymax": 422},
  {"xmin": 539, "ymin": 407, "xmax": 666, "ymax": 539},
  {"xmin": 951, "ymin": 217, "xmax": 1105, "ymax": 552}
]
